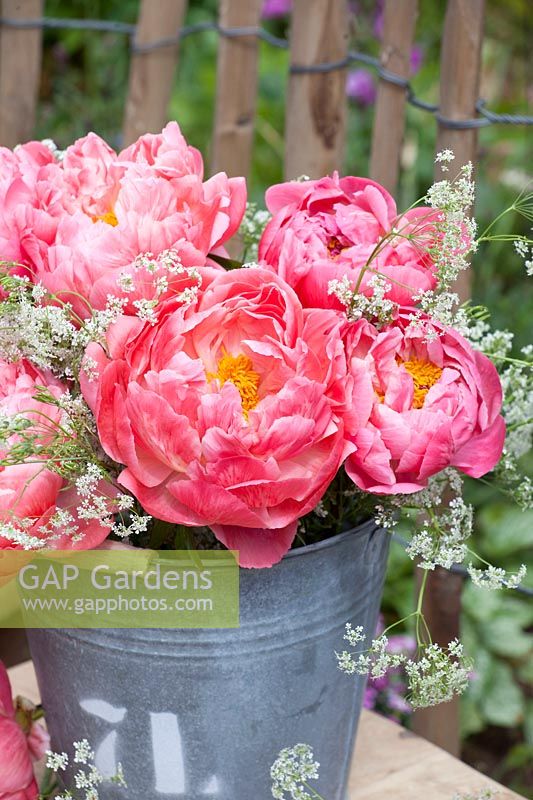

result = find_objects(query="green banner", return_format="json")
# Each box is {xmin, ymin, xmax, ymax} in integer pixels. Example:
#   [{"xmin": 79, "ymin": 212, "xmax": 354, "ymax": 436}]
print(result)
[{"xmin": 0, "ymin": 549, "xmax": 239, "ymax": 629}]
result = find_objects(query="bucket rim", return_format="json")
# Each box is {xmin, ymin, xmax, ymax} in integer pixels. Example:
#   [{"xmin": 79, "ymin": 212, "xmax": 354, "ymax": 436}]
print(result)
[{"xmin": 277, "ymin": 517, "xmax": 377, "ymax": 564}]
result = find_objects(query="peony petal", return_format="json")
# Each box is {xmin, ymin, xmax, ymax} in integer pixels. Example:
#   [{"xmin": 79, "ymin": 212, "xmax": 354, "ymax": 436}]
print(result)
[
  {"xmin": 0, "ymin": 661, "xmax": 14, "ymax": 718},
  {"xmin": 210, "ymin": 520, "xmax": 298, "ymax": 568},
  {"xmin": 451, "ymin": 415, "xmax": 506, "ymax": 478},
  {"xmin": 0, "ymin": 717, "xmax": 35, "ymax": 795}
]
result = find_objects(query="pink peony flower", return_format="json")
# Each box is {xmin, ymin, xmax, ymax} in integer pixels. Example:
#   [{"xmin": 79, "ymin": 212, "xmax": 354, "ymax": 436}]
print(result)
[
  {"xmin": 56, "ymin": 122, "xmax": 205, "ymax": 221},
  {"xmin": 59, "ymin": 132, "xmax": 123, "ymax": 218},
  {"xmin": 79, "ymin": 172, "xmax": 243, "ymax": 312},
  {"xmin": 80, "ymin": 269, "xmax": 362, "ymax": 568},
  {"xmin": 0, "ymin": 359, "xmax": 114, "ymax": 550},
  {"xmin": 343, "ymin": 313, "xmax": 505, "ymax": 493},
  {"xmin": 0, "ymin": 659, "xmax": 48, "ymax": 800},
  {"xmin": 0, "ymin": 143, "xmax": 63, "ymax": 279},
  {"xmin": 259, "ymin": 173, "xmax": 438, "ymax": 308},
  {"xmin": 118, "ymin": 121, "xmax": 204, "ymax": 181},
  {"xmin": 32, "ymin": 212, "xmax": 215, "ymax": 322},
  {"xmin": 57, "ymin": 122, "xmax": 244, "ymax": 245},
  {"xmin": 29, "ymin": 123, "xmax": 246, "ymax": 319}
]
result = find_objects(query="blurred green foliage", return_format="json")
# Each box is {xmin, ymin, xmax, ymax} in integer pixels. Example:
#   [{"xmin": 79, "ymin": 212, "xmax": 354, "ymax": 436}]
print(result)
[{"xmin": 33, "ymin": 0, "xmax": 532, "ymax": 791}]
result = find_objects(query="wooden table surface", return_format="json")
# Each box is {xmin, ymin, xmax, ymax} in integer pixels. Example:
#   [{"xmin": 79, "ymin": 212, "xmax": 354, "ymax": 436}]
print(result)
[{"xmin": 8, "ymin": 661, "xmax": 524, "ymax": 800}]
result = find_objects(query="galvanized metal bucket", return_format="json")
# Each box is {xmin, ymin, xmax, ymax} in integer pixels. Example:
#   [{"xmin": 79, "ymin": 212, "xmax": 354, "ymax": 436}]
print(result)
[{"xmin": 28, "ymin": 521, "xmax": 389, "ymax": 800}]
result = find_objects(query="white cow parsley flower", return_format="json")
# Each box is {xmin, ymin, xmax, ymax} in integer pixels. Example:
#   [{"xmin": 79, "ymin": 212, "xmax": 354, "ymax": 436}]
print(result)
[
  {"xmin": 46, "ymin": 738, "xmax": 126, "ymax": 799},
  {"xmin": 271, "ymin": 744, "xmax": 321, "ymax": 800}
]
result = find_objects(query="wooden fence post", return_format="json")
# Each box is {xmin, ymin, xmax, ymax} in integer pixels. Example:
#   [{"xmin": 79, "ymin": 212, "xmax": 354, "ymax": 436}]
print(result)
[
  {"xmin": 0, "ymin": 0, "xmax": 43, "ymax": 147},
  {"xmin": 434, "ymin": 0, "xmax": 485, "ymax": 302},
  {"xmin": 285, "ymin": 0, "xmax": 349, "ymax": 180},
  {"xmin": 211, "ymin": 0, "xmax": 263, "ymax": 179},
  {"xmin": 412, "ymin": 567, "xmax": 464, "ymax": 757},
  {"xmin": 369, "ymin": 0, "xmax": 418, "ymax": 195},
  {"xmin": 123, "ymin": 0, "xmax": 188, "ymax": 147},
  {"xmin": 412, "ymin": 0, "xmax": 485, "ymax": 758}
]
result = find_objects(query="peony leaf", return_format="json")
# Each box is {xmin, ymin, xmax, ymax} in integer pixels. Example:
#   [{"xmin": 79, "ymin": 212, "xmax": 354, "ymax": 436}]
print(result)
[{"xmin": 207, "ymin": 252, "xmax": 243, "ymax": 271}]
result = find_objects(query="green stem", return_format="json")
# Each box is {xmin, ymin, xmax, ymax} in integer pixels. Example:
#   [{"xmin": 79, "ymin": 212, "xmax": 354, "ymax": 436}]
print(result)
[
  {"xmin": 465, "ymin": 547, "xmax": 494, "ymax": 568},
  {"xmin": 303, "ymin": 780, "xmax": 327, "ymax": 800},
  {"xmin": 477, "ymin": 234, "xmax": 533, "ymax": 244},
  {"xmin": 477, "ymin": 204, "xmax": 516, "ymax": 241},
  {"xmin": 416, "ymin": 569, "xmax": 429, "ymax": 615},
  {"xmin": 507, "ymin": 418, "xmax": 533, "ymax": 431},
  {"xmin": 295, "ymin": 530, "xmax": 308, "ymax": 547},
  {"xmin": 484, "ymin": 353, "xmax": 532, "ymax": 366},
  {"xmin": 379, "ymin": 612, "xmax": 418, "ymax": 639},
  {"xmin": 471, "ymin": 475, "xmax": 523, "ymax": 502},
  {"xmin": 415, "ymin": 569, "xmax": 431, "ymax": 647},
  {"xmin": 37, "ymin": 768, "xmax": 58, "ymax": 799},
  {"xmin": 352, "ymin": 215, "xmax": 424, "ymax": 294}
]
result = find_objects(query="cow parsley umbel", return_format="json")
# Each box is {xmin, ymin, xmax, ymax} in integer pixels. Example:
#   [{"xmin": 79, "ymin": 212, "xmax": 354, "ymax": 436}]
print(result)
[
  {"xmin": 44, "ymin": 739, "xmax": 126, "ymax": 800},
  {"xmin": 271, "ymin": 744, "xmax": 323, "ymax": 800},
  {"xmin": 337, "ymin": 622, "xmax": 472, "ymax": 710}
]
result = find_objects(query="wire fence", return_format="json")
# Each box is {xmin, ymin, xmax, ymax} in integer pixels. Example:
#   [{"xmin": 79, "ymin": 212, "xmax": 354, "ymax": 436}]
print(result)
[{"xmin": 0, "ymin": 15, "xmax": 532, "ymax": 131}]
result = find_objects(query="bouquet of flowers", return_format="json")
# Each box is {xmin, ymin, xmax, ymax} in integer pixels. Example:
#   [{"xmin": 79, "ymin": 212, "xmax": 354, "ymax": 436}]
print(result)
[{"xmin": 0, "ymin": 123, "xmax": 531, "ymax": 720}]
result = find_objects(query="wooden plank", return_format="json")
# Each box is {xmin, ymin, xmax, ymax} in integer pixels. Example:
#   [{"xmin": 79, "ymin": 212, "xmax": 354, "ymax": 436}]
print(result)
[
  {"xmin": 369, "ymin": 0, "xmax": 418, "ymax": 195},
  {"xmin": 434, "ymin": 0, "xmax": 485, "ymax": 302},
  {"xmin": 350, "ymin": 708, "xmax": 524, "ymax": 799},
  {"xmin": 123, "ymin": 0, "xmax": 188, "ymax": 146},
  {"xmin": 0, "ymin": 0, "xmax": 43, "ymax": 147},
  {"xmin": 285, "ymin": 0, "xmax": 349, "ymax": 180},
  {"xmin": 8, "ymin": 661, "xmax": 525, "ymax": 799},
  {"xmin": 211, "ymin": 0, "xmax": 263, "ymax": 178},
  {"xmin": 7, "ymin": 658, "xmax": 40, "ymax": 703}
]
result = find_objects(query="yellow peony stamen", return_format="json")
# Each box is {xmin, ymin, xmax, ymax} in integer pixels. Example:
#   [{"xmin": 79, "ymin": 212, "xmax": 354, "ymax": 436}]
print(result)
[
  {"xmin": 402, "ymin": 358, "xmax": 443, "ymax": 409},
  {"xmin": 92, "ymin": 210, "xmax": 119, "ymax": 227},
  {"xmin": 327, "ymin": 236, "xmax": 346, "ymax": 258},
  {"xmin": 208, "ymin": 353, "xmax": 260, "ymax": 415}
]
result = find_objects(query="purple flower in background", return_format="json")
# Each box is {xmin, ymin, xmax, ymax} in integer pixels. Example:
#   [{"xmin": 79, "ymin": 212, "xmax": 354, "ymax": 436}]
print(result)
[
  {"xmin": 261, "ymin": 0, "xmax": 292, "ymax": 19},
  {"xmin": 410, "ymin": 45, "xmax": 424, "ymax": 75},
  {"xmin": 386, "ymin": 634, "xmax": 417, "ymax": 654},
  {"xmin": 346, "ymin": 49, "xmax": 423, "ymax": 108},
  {"xmin": 346, "ymin": 69, "xmax": 377, "ymax": 107},
  {"xmin": 363, "ymin": 685, "xmax": 378, "ymax": 709},
  {"xmin": 373, "ymin": 12, "xmax": 384, "ymax": 39},
  {"xmin": 387, "ymin": 691, "xmax": 412, "ymax": 715},
  {"xmin": 363, "ymin": 616, "xmax": 416, "ymax": 724},
  {"xmin": 371, "ymin": 674, "xmax": 390, "ymax": 692},
  {"xmin": 373, "ymin": 0, "xmax": 385, "ymax": 39}
]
